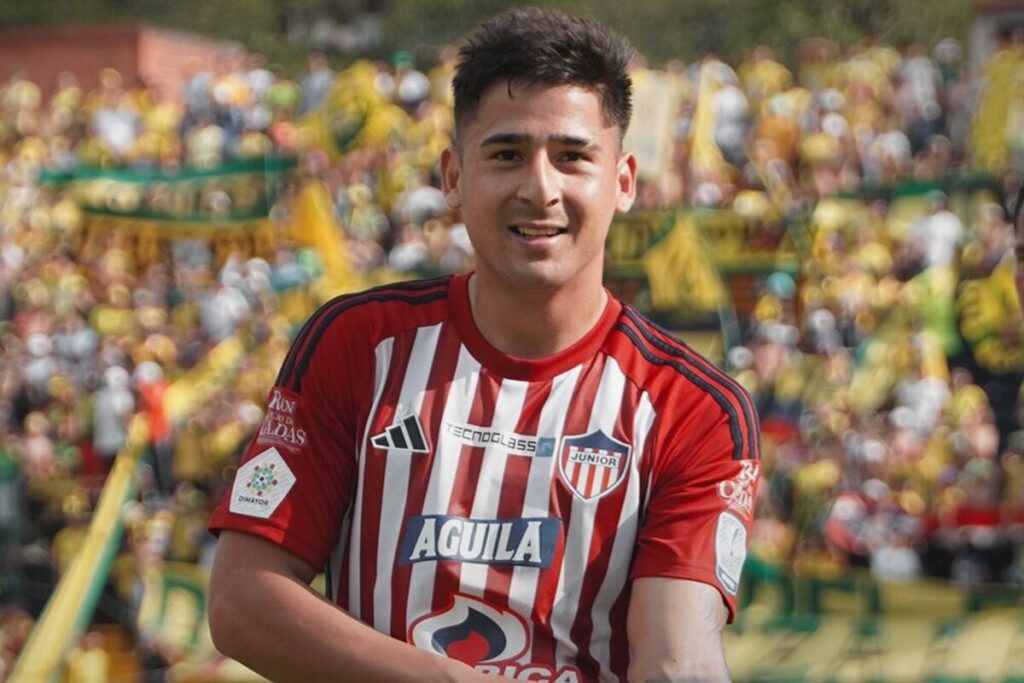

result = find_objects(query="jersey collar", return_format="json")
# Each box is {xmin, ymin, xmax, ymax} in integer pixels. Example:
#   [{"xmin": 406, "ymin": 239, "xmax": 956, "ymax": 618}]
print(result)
[{"xmin": 447, "ymin": 272, "xmax": 621, "ymax": 382}]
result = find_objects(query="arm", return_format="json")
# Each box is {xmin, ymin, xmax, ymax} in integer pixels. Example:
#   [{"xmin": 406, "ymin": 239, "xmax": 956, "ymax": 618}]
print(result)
[
  {"xmin": 209, "ymin": 531, "xmax": 498, "ymax": 683},
  {"xmin": 626, "ymin": 577, "xmax": 730, "ymax": 683}
]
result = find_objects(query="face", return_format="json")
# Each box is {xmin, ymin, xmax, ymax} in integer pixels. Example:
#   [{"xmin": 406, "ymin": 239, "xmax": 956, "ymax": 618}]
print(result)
[{"xmin": 441, "ymin": 83, "xmax": 637, "ymax": 295}]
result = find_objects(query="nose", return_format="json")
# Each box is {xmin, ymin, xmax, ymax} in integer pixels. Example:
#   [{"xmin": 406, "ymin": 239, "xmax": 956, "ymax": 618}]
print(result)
[{"xmin": 516, "ymin": 152, "xmax": 560, "ymax": 208}]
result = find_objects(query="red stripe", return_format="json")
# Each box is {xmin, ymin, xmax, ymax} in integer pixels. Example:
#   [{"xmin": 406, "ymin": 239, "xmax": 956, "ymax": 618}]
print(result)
[
  {"xmin": 484, "ymin": 380, "xmax": 552, "ymax": 607},
  {"xmin": 389, "ymin": 322, "xmax": 462, "ymax": 638},
  {"xmin": 582, "ymin": 463, "xmax": 597, "ymax": 498},
  {"xmin": 531, "ymin": 354, "xmax": 607, "ymax": 666},
  {"xmin": 431, "ymin": 369, "xmax": 501, "ymax": 611},
  {"xmin": 607, "ymin": 583, "xmax": 631, "ymax": 679},
  {"xmin": 624, "ymin": 314, "xmax": 759, "ymax": 460},
  {"xmin": 570, "ymin": 378, "xmax": 641, "ymax": 678},
  {"xmin": 358, "ymin": 329, "xmax": 416, "ymax": 626}
]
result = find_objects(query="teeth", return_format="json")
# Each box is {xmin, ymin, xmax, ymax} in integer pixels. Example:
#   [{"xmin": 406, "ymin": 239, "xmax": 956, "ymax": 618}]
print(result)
[{"xmin": 514, "ymin": 226, "xmax": 560, "ymax": 237}]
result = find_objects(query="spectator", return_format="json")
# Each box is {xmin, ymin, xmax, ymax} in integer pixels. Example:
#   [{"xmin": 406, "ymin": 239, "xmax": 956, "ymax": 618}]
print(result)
[{"xmin": 298, "ymin": 51, "xmax": 334, "ymax": 115}]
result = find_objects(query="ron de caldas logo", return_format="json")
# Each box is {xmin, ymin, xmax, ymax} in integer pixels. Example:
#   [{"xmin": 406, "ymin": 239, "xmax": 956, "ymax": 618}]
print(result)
[
  {"xmin": 558, "ymin": 429, "xmax": 631, "ymax": 501},
  {"xmin": 256, "ymin": 388, "xmax": 308, "ymax": 450},
  {"xmin": 409, "ymin": 594, "xmax": 582, "ymax": 682}
]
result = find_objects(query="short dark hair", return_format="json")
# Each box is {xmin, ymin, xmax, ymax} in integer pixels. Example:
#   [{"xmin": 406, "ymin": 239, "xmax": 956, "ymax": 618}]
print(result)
[{"xmin": 452, "ymin": 8, "xmax": 635, "ymax": 140}]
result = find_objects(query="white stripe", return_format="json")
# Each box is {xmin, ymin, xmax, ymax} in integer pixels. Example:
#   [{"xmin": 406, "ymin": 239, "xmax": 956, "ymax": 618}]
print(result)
[
  {"xmin": 372, "ymin": 323, "xmax": 443, "ymax": 633},
  {"xmin": 589, "ymin": 463, "xmax": 603, "ymax": 498},
  {"xmin": 405, "ymin": 344, "xmax": 481, "ymax": 628},
  {"xmin": 347, "ymin": 336, "xmax": 394, "ymax": 618},
  {"xmin": 507, "ymin": 365, "xmax": 583, "ymax": 618},
  {"xmin": 590, "ymin": 391, "xmax": 656, "ymax": 681},
  {"xmin": 458, "ymin": 378, "xmax": 529, "ymax": 595},
  {"xmin": 552, "ymin": 357, "xmax": 628, "ymax": 670}
]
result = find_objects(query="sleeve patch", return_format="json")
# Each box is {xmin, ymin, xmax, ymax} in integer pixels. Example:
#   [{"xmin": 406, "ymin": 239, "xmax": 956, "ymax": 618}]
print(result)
[
  {"xmin": 716, "ymin": 461, "xmax": 760, "ymax": 519},
  {"xmin": 715, "ymin": 511, "xmax": 747, "ymax": 595},
  {"xmin": 229, "ymin": 447, "xmax": 297, "ymax": 519},
  {"xmin": 255, "ymin": 388, "xmax": 309, "ymax": 451}
]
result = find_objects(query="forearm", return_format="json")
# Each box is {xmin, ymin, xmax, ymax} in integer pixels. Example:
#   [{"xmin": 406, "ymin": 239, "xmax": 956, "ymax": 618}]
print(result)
[
  {"xmin": 627, "ymin": 578, "xmax": 731, "ymax": 683},
  {"xmin": 627, "ymin": 644, "xmax": 730, "ymax": 683},
  {"xmin": 208, "ymin": 533, "xmax": 500, "ymax": 683}
]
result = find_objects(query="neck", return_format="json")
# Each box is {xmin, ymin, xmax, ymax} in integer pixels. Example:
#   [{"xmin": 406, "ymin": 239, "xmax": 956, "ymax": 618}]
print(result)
[{"xmin": 468, "ymin": 272, "xmax": 608, "ymax": 359}]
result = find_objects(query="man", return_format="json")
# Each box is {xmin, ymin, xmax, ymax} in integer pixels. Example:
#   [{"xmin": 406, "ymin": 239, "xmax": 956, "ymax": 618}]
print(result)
[{"xmin": 208, "ymin": 9, "xmax": 759, "ymax": 683}]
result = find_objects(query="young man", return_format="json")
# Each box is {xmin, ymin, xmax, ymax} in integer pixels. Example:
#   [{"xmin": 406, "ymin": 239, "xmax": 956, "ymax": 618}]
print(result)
[{"xmin": 208, "ymin": 9, "xmax": 759, "ymax": 683}]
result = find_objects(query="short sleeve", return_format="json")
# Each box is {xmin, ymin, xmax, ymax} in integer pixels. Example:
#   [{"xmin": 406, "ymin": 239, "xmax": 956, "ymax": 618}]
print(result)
[
  {"xmin": 208, "ymin": 315, "xmax": 368, "ymax": 570},
  {"xmin": 631, "ymin": 401, "xmax": 760, "ymax": 622}
]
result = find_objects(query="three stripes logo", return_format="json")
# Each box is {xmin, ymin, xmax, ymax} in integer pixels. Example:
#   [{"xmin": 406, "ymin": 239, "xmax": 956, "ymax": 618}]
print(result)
[{"xmin": 371, "ymin": 414, "xmax": 430, "ymax": 453}]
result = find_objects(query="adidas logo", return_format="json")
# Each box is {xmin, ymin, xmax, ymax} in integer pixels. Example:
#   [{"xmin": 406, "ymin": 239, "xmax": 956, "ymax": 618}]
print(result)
[{"xmin": 371, "ymin": 414, "xmax": 430, "ymax": 453}]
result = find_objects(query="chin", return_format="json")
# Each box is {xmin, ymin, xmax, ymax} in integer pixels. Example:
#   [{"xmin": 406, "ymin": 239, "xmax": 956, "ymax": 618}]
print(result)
[{"xmin": 497, "ymin": 263, "xmax": 573, "ymax": 291}]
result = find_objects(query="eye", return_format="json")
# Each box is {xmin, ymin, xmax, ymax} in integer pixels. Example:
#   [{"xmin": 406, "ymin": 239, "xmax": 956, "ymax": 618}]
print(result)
[
  {"xmin": 559, "ymin": 150, "xmax": 587, "ymax": 163},
  {"xmin": 492, "ymin": 149, "xmax": 520, "ymax": 162}
]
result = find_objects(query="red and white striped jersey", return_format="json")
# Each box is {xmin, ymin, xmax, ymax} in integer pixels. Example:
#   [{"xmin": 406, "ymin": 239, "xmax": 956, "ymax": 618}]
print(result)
[{"xmin": 210, "ymin": 273, "xmax": 760, "ymax": 683}]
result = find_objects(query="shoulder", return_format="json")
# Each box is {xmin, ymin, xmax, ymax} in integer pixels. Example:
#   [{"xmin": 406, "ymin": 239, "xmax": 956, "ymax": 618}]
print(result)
[
  {"xmin": 274, "ymin": 275, "xmax": 452, "ymax": 393},
  {"xmin": 309, "ymin": 275, "xmax": 451, "ymax": 334},
  {"xmin": 608, "ymin": 305, "xmax": 759, "ymax": 462}
]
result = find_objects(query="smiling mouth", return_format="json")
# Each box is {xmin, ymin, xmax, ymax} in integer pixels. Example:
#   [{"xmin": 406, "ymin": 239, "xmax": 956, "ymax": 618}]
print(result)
[{"xmin": 509, "ymin": 224, "xmax": 567, "ymax": 238}]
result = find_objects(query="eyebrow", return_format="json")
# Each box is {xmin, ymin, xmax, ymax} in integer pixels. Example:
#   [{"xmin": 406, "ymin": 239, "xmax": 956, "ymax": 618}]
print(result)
[{"xmin": 479, "ymin": 132, "xmax": 600, "ymax": 150}]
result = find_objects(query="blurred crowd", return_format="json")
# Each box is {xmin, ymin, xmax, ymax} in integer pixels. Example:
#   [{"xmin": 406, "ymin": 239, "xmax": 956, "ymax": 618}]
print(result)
[{"xmin": 0, "ymin": 25, "xmax": 1022, "ymax": 677}]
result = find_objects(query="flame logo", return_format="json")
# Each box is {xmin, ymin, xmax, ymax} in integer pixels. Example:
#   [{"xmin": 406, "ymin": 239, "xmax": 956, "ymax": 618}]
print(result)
[
  {"xmin": 409, "ymin": 594, "xmax": 529, "ymax": 666},
  {"xmin": 432, "ymin": 607, "xmax": 505, "ymax": 664}
]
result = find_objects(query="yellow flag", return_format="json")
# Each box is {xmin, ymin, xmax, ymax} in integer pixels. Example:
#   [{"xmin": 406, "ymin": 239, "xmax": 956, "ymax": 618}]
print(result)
[
  {"xmin": 642, "ymin": 213, "xmax": 727, "ymax": 312},
  {"xmin": 288, "ymin": 181, "xmax": 364, "ymax": 295},
  {"xmin": 690, "ymin": 60, "xmax": 729, "ymax": 179},
  {"xmin": 971, "ymin": 46, "xmax": 1024, "ymax": 172}
]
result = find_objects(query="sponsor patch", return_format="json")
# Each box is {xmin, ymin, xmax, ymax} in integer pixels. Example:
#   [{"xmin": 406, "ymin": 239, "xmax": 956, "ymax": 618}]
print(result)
[
  {"xmin": 474, "ymin": 664, "xmax": 583, "ymax": 682},
  {"xmin": 717, "ymin": 461, "xmax": 760, "ymax": 517},
  {"xmin": 229, "ymin": 447, "xmax": 296, "ymax": 519},
  {"xmin": 409, "ymin": 594, "xmax": 583, "ymax": 681},
  {"xmin": 443, "ymin": 421, "xmax": 555, "ymax": 457},
  {"xmin": 255, "ymin": 388, "xmax": 308, "ymax": 451},
  {"xmin": 400, "ymin": 515, "xmax": 559, "ymax": 568},
  {"xmin": 715, "ymin": 511, "xmax": 747, "ymax": 595},
  {"xmin": 410, "ymin": 594, "xmax": 529, "ymax": 666},
  {"xmin": 557, "ymin": 429, "xmax": 631, "ymax": 500}
]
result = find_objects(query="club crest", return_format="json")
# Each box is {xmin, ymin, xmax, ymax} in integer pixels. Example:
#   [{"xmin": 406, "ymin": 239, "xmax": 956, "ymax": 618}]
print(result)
[{"xmin": 557, "ymin": 429, "xmax": 631, "ymax": 501}]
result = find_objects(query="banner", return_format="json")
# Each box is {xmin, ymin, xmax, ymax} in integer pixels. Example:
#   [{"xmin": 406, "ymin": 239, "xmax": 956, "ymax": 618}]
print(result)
[
  {"xmin": 41, "ymin": 157, "xmax": 296, "ymax": 265},
  {"xmin": 694, "ymin": 209, "xmax": 799, "ymax": 274},
  {"xmin": 77, "ymin": 214, "xmax": 278, "ymax": 268},
  {"xmin": 42, "ymin": 156, "xmax": 296, "ymax": 223}
]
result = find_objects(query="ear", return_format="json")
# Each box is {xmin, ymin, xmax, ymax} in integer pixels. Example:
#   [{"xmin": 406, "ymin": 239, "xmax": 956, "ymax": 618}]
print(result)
[
  {"xmin": 440, "ymin": 146, "xmax": 462, "ymax": 210},
  {"xmin": 615, "ymin": 152, "xmax": 638, "ymax": 214}
]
